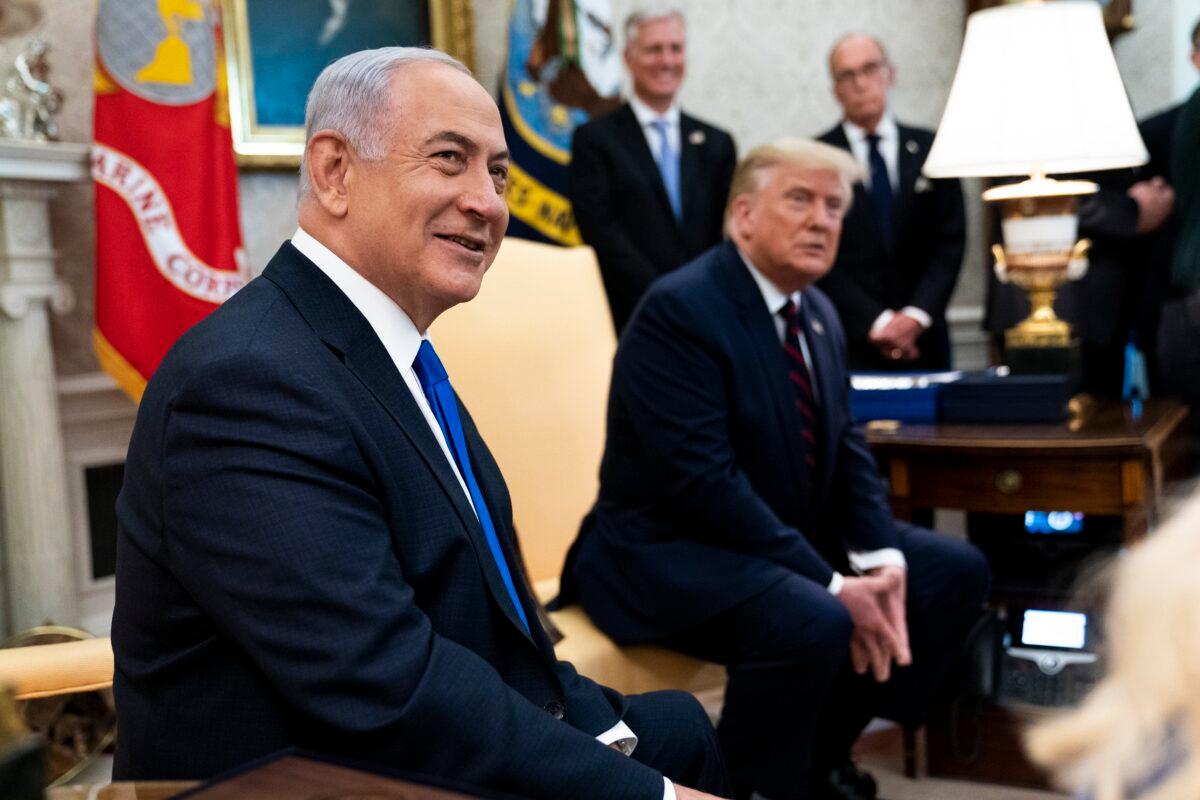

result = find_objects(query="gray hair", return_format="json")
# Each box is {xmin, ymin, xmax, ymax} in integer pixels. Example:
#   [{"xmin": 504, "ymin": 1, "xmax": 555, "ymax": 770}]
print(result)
[
  {"xmin": 623, "ymin": 5, "xmax": 685, "ymax": 50},
  {"xmin": 298, "ymin": 47, "xmax": 471, "ymax": 197},
  {"xmin": 724, "ymin": 138, "xmax": 865, "ymax": 233}
]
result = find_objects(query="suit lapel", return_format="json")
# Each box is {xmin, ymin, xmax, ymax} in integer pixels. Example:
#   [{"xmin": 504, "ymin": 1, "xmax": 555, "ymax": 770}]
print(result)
[
  {"xmin": 264, "ymin": 244, "xmax": 536, "ymax": 643},
  {"xmin": 716, "ymin": 245, "xmax": 809, "ymax": 495},
  {"xmin": 678, "ymin": 114, "xmax": 704, "ymax": 232},
  {"xmin": 823, "ymin": 124, "xmax": 887, "ymax": 246},
  {"xmin": 894, "ymin": 124, "xmax": 924, "ymax": 233},
  {"xmin": 799, "ymin": 291, "xmax": 842, "ymax": 503},
  {"xmin": 615, "ymin": 103, "xmax": 680, "ymax": 230}
]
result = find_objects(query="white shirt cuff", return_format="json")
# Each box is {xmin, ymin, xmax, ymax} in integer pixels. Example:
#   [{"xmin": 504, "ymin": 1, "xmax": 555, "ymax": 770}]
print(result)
[
  {"xmin": 869, "ymin": 309, "xmax": 895, "ymax": 337},
  {"xmin": 848, "ymin": 548, "xmax": 908, "ymax": 573},
  {"xmin": 596, "ymin": 719, "xmax": 638, "ymax": 756},
  {"xmin": 664, "ymin": 778, "xmax": 677, "ymax": 800},
  {"xmin": 899, "ymin": 306, "xmax": 933, "ymax": 329},
  {"xmin": 827, "ymin": 571, "xmax": 845, "ymax": 595}
]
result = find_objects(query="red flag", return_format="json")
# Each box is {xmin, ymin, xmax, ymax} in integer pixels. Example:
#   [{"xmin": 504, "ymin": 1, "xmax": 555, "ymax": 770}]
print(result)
[{"xmin": 93, "ymin": 0, "xmax": 247, "ymax": 402}]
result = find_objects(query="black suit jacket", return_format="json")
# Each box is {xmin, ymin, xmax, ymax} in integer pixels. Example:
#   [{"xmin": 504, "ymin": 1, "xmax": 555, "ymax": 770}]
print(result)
[
  {"xmin": 112, "ymin": 243, "xmax": 667, "ymax": 799},
  {"xmin": 563, "ymin": 242, "xmax": 897, "ymax": 643},
  {"xmin": 816, "ymin": 123, "xmax": 965, "ymax": 370},
  {"xmin": 570, "ymin": 103, "xmax": 736, "ymax": 333}
]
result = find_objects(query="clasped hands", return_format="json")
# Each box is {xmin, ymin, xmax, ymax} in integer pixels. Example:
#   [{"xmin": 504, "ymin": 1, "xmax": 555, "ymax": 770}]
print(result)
[
  {"xmin": 868, "ymin": 313, "xmax": 922, "ymax": 362},
  {"xmin": 837, "ymin": 565, "xmax": 911, "ymax": 682}
]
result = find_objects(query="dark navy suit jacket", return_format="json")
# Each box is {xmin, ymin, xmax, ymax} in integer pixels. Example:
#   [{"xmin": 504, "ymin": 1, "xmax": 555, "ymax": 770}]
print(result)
[
  {"xmin": 816, "ymin": 123, "xmax": 965, "ymax": 371},
  {"xmin": 570, "ymin": 103, "xmax": 737, "ymax": 334},
  {"xmin": 112, "ymin": 243, "xmax": 667, "ymax": 799},
  {"xmin": 563, "ymin": 242, "xmax": 898, "ymax": 643}
]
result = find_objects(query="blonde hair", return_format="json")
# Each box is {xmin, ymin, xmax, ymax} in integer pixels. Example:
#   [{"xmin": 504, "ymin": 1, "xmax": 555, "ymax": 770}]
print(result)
[
  {"xmin": 1025, "ymin": 486, "xmax": 1200, "ymax": 800},
  {"xmin": 723, "ymin": 138, "xmax": 864, "ymax": 234}
]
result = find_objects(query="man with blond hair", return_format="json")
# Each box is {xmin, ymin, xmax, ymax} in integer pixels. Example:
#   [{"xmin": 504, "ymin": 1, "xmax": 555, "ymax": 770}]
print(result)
[
  {"xmin": 569, "ymin": 6, "xmax": 736, "ymax": 334},
  {"xmin": 563, "ymin": 139, "xmax": 988, "ymax": 799}
]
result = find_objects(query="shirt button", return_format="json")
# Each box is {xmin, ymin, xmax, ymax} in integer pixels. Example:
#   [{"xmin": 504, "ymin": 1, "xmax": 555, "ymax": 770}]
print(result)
[{"xmin": 543, "ymin": 701, "xmax": 565, "ymax": 720}]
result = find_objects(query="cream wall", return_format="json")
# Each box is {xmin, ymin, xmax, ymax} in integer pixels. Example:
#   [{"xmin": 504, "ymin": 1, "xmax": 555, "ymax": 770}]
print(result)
[{"xmin": 0, "ymin": 0, "xmax": 1188, "ymax": 377}]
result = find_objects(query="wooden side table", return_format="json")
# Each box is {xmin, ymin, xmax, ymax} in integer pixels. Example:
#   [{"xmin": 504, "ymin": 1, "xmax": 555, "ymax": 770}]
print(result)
[
  {"xmin": 865, "ymin": 399, "xmax": 1190, "ymax": 787},
  {"xmin": 867, "ymin": 400, "xmax": 1189, "ymax": 544}
]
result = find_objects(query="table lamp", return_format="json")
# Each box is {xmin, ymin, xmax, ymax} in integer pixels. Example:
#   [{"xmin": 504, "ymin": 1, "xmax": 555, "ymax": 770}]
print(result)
[{"xmin": 923, "ymin": 0, "xmax": 1148, "ymax": 374}]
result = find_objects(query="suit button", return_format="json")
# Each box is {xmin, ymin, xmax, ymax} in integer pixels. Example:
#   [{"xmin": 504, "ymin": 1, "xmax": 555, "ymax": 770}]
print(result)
[{"xmin": 543, "ymin": 701, "xmax": 565, "ymax": 720}]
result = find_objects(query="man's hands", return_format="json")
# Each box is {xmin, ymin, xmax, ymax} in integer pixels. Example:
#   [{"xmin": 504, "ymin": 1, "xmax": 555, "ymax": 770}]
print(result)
[
  {"xmin": 1128, "ymin": 176, "xmax": 1174, "ymax": 234},
  {"xmin": 673, "ymin": 784, "xmax": 729, "ymax": 800},
  {"xmin": 869, "ymin": 313, "xmax": 922, "ymax": 362},
  {"xmin": 837, "ymin": 566, "xmax": 911, "ymax": 682}
]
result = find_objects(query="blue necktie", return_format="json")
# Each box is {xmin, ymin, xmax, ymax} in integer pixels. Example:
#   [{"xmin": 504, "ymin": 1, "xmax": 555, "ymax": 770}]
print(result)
[
  {"xmin": 649, "ymin": 118, "xmax": 683, "ymax": 222},
  {"xmin": 866, "ymin": 133, "xmax": 895, "ymax": 247},
  {"xmin": 412, "ymin": 340, "xmax": 531, "ymax": 636}
]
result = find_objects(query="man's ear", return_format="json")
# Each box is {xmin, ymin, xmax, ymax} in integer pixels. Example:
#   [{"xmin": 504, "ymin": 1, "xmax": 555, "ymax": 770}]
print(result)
[
  {"xmin": 729, "ymin": 193, "xmax": 754, "ymax": 241},
  {"xmin": 305, "ymin": 131, "xmax": 352, "ymax": 218}
]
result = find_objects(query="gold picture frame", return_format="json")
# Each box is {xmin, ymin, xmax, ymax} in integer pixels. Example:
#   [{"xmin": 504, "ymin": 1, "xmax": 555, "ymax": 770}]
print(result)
[{"xmin": 221, "ymin": 0, "xmax": 475, "ymax": 168}]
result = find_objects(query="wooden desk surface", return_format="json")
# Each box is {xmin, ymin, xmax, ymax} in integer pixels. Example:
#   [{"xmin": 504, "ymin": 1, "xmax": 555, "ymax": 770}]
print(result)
[
  {"xmin": 48, "ymin": 783, "xmax": 195, "ymax": 800},
  {"xmin": 865, "ymin": 399, "xmax": 1187, "ymax": 455}
]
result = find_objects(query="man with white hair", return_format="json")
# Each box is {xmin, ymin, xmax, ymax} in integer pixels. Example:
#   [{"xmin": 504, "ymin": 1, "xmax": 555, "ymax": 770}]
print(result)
[
  {"xmin": 563, "ymin": 139, "xmax": 989, "ymax": 799},
  {"xmin": 569, "ymin": 6, "xmax": 736, "ymax": 334},
  {"xmin": 816, "ymin": 33, "xmax": 965, "ymax": 372},
  {"xmin": 111, "ymin": 47, "xmax": 728, "ymax": 800}
]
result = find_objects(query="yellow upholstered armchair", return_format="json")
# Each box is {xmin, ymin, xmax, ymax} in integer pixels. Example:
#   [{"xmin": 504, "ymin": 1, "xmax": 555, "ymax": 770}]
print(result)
[{"xmin": 432, "ymin": 238, "xmax": 725, "ymax": 706}]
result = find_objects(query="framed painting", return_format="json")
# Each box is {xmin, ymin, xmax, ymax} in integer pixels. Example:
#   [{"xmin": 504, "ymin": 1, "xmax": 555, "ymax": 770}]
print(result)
[
  {"xmin": 966, "ymin": 0, "xmax": 1134, "ymax": 40},
  {"xmin": 221, "ymin": 0, "xmax": 475, "ymax": 167}
]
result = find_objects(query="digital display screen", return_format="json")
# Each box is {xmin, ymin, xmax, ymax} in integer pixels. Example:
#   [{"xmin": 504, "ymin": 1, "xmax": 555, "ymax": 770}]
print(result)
[
  {"xmin": 1025, "ymin": 510, "xmax": 1084, "ymax": 534},
  {"xmin": 1022, "ymin": 610, "xmax": 1087, "ymax": 649}
]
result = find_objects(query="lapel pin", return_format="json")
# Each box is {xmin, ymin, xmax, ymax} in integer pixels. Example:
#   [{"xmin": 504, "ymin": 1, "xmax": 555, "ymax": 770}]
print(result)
[
  {"xmin": 689, "ymin": 129, "xmax": 706, "ymax": 145},
  {"xmin": 905, "ymin": 139, "xmax": 920, "ymax": 154},
  {"xmin": 811, "ymin": 320, "xmax": 825, "ymax": 336}
]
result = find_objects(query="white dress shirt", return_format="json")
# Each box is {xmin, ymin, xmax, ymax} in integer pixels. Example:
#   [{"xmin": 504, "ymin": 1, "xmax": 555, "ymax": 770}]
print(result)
[
  {"xmin": 840, "ymin": 113, "xmax": 933, "ymax": 333},
  {"xmin": 739, "ymin": 250, "xmax": 907, "ymax": 592},
  {"xmin": 291, "ymin": 229, "xmax": 657, "ymax": 793},
  {"xmin": 628, "ymin": 92, "xmax": 681, "ymax": 162}
]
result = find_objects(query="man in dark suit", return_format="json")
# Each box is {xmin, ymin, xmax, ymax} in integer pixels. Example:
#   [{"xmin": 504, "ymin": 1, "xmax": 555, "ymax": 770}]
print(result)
[
  {"xmin": 112, "ymin": 47, "xmax": 727, "ymax": 800},
  {"xmin": 563, "ymin": 140, "xmax": 989, "ymax": 800},
  {"xmin": 569, "ymin": 8, "xmax": 736, "ymax": 334},
  {"xmin": 816, "ymin": 34, "xmax": 965, "ymax": 371}
]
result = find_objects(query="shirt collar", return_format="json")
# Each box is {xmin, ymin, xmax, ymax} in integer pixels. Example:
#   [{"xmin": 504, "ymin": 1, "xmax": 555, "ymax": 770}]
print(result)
[
  {"xmin": 736, "ymin": 247, "xmax": 801, "ymax": 317},
  {"xmin": 291, "ymin": 227, "xmax": 425, "ymax": 372},
  {"xmin": 628, "ymin": 92, "xmax": 681, "ymax": 129},
  {"xmin": 842, "ymin": 111, "xmax": 897, "ymax": 145}
]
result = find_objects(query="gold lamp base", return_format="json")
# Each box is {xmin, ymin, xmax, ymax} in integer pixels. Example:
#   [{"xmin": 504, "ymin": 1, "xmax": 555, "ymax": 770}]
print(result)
[{"xmin": 984, "ymin": 177, "xmax": 1096, "ymax": 351}]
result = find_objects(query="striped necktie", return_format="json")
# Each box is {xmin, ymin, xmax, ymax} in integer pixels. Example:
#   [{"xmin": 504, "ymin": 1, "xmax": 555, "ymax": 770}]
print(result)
[{"xmin": 779, "ymin": 300, "xmax": 819, "ymax": 474}]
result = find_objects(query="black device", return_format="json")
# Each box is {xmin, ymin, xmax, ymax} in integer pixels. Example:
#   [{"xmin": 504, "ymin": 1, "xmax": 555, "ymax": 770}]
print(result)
[{"xmin": 996, "ymin": 607, "xmax": 1100, "ymax": 707}]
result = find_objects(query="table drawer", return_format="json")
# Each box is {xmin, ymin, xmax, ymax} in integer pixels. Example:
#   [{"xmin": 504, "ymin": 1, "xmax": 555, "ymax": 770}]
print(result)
[{"xmin": 896, "ymin": 455, "xmax": 1132, "ymax": 515}]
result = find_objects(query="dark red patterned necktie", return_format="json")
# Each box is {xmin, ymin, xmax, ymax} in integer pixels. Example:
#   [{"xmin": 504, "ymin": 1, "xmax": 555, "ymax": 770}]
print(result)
[{"xmin": 779, "ymin": 300, "xmax": 819, "ymax": 471}]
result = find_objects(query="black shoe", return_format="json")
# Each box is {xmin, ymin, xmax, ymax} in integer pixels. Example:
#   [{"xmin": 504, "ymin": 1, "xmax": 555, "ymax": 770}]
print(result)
[{"xmin": 820, "ymin": 760, "xmax": 878, "ymax": 800}]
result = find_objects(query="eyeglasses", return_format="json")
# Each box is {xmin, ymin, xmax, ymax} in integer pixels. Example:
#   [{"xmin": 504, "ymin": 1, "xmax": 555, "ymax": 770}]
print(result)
[{"xmin": 833, "ymin": 60, "xmax": 887, "ymax": 86}]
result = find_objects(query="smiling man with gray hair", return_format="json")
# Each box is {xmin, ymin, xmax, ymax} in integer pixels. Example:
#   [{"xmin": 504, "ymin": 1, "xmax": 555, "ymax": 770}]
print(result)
[
  {"xmin": 569, "ymin": 6, "xmax": 736, "ymax": 334},
  {"xmin": 111, "ymin": 46, "xmax": 728, "ymax": 800}
]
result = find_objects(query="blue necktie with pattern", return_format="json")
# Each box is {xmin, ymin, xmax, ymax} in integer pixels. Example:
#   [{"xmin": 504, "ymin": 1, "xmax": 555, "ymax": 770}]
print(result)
[
  {"xmin": 650, "ymin": 118, "xmax": 683, "ymax": 222},
  {"xmin": 412, "ymin": 340, "xmax": 531, "ymax": 635}
]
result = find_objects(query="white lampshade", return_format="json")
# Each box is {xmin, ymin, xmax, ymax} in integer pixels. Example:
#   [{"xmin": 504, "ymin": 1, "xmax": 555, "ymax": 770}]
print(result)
[{"xmin": 924, "ymin": 0, "xmax": 1148, "ymax": 178}]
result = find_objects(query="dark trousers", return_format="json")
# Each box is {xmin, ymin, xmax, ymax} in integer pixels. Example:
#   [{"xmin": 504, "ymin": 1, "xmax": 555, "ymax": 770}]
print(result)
[
  {"xmin": 664, "ymin": 525, "xmax": 989, "ymax": 800},
  {"xmin": 626, "ymin": 689, "xmax": 731, "ymax": 797}
]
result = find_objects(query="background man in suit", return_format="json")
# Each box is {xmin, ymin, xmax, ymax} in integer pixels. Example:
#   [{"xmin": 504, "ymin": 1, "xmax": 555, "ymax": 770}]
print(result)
[
  {"xmin": 111, "ymin": 47, "xmax": 727, "ymax": 800},
  {"xmin": 817, "ymin": 34, "xmax": 965, "ymax": 370},
  {"xmin": 569, "ymin": 7, "xmax": 736, "ymax": 334},
  {"xmin": 563, "ymin": 140, "xmax": 988, "ymax": 800}
]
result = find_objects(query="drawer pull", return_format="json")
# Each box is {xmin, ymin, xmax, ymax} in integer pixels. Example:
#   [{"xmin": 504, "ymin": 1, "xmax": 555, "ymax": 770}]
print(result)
[{"xmin": 995, "ymin": 469, "xmax": 1023, "ymax": 495}]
